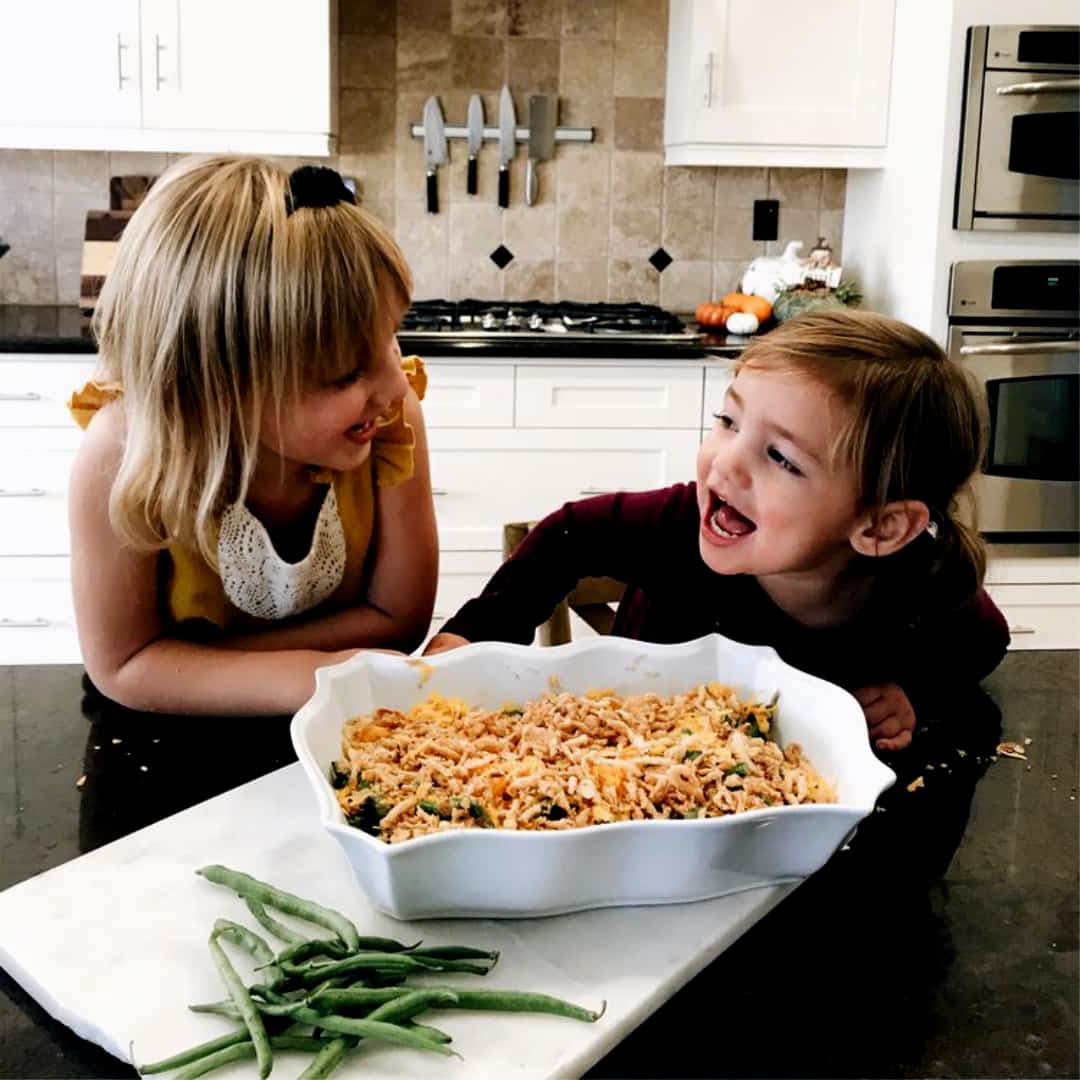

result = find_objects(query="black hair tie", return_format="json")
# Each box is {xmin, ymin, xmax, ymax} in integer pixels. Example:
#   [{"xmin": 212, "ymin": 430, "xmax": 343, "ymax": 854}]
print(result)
[{"xmin": 286, "ymin": 166, "xmax": 356, "ymax": 214}]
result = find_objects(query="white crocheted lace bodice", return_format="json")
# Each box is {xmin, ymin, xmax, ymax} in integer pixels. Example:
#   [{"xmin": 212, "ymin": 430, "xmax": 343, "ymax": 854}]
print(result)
[{"xmin": 217, "ymin": 485, "xmax": 346, "ymax": 621}]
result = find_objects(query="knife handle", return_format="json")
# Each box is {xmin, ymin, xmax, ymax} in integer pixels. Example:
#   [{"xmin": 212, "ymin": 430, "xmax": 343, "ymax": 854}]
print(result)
[
  {"xmin": 525, "ymin": 158, "xmax": 538, "ymax": 207},
  {"xmin": 467, "ymin": 156, "xmax": 478, "ymax": 196},
  {"xmin": 427, "ymin": 170, "xmax": 438, "ymax": 214},
  {"xmin": 498, "ymin": 165, "xmax": 509, "ymax": 209}
]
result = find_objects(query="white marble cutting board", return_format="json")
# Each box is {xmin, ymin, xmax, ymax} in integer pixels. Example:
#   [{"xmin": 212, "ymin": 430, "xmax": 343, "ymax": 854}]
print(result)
[{"xmin": 0, "ymin": 763, "xmax": 795, "ymax": 1079}]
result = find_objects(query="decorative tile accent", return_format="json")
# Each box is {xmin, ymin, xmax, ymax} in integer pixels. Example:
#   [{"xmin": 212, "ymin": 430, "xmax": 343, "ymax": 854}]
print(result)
[
  {"xmin": 648, "ymin": 247, "xmax": 672, "ymax": 273},
  {"xmin": 490, "ymin": 244, "xmax": 515, "ymax": 269}
]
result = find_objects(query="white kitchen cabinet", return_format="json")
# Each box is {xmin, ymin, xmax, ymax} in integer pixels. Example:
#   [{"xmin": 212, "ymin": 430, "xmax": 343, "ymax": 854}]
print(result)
[
  {"xmin": 0, "ymin": 357, "xmax": 96, "ymax": 427},
  {"xmin": 0, "ymin": 558, "xmax": 80, "ymax": 666},
  {"xmin": 0, "ymin": 429, "xmax": 80, "ymax": 557},
  {"xmin": 420, "ymin": 364, "xmax": 515, "ymax": 429},
  {"xmin": 701, "ymin": 361, "xmax": 737, "ymax": 432},
  {"xmin": 664, "ymin": 0, "xmax": 895, "ymax": 167},
  {"xmin": 427, "ymin": 427, "xmax": 701, "ymax": 551},
  {"xmin": 0, "ymin": 0, "xmax": 335, "ymax": 155}
]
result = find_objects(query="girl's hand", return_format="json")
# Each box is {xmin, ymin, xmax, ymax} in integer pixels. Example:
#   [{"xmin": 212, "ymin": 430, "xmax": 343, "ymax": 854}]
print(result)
[
  {"xmin": 423, "ymin": 632, "xmax": 471, "ymax": 656},
  {"xmin": 852, "ymin": 683, "xmax": 916, "ymax": 752}
]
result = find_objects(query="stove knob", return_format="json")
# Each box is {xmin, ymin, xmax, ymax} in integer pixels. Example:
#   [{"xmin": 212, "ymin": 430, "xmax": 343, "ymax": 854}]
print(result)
[
  {"xmin": 481, "ymin": 313, "xmax": 497, "ymax": 330},
  {"xmin": 527, "ymin": 314, "xmax": 544, "ymax": 331},
  {"xmin": 504, "ymin": 309, "xmax": 521, "ymax": 329}
]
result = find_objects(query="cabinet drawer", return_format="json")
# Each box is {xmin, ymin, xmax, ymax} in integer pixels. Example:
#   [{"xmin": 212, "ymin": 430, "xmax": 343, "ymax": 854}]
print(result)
[
  {"xmin": 0, "ymin": 558, "xmax": 81, "ymax": 665},
  {"xmin": 985, "ymin": 583, "xmax": 1080, "ymax": 651},
  {"xmin": 0, "ymin": 358, "xmax": 97, "ymax": 427},
  {"xmin": 429, "ymin": 428, "xmax": 699, "ymax": 550},
  {"xmin": 515, "ymin": 366, "xmax": 703, "ymax": 429},
  {"xmin": 421, "ymin": 364, "xmax": 515, "ymax": 428},
  {"xmin": 702, "ymin": 362, "xmax": 737, "ymax": 429},
  {"xmin": 432, "ymin": 551, "xmax": 501, "ymax": 623},
  {"xmin": 0, "ymin": 432, "xmax": 80, "ymax": 557}
]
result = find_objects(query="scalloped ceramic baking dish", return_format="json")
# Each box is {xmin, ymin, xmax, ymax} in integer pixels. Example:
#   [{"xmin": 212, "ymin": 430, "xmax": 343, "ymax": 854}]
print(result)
[{"xmin": 291, "ymin": 634, "xmax": 894, "ymax": 920}]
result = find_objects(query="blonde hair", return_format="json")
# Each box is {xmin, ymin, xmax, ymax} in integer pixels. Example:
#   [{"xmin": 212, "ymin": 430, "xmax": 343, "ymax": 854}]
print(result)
[
  {"xmin": 92, "ymin": 154, "xmax": 411, "ymax": 567},
  {"xmin": 737, "ymin": 308, "xmax": 989, "ymax": 608}
]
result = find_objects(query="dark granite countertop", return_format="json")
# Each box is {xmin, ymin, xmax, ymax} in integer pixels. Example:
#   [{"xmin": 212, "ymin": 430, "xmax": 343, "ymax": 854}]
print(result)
[
  {"xmin": 0, "ymin": 305, "xmax": 744, "ymax": 360},
  {"xmin": 1, "ymin": 654, "xmax": 1076, "ymax": 1079}
]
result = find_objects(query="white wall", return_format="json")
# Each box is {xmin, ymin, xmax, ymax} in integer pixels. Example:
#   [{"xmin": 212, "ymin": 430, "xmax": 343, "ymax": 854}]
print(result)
[{"xmin": 844, "ymin": 0, "xmax": 1080, "ymax": 344}]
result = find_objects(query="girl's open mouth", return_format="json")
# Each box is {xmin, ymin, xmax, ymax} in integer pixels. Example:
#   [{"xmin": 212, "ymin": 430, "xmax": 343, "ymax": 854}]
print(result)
[
  {"xmin": 704, "ymin": 491, "xmax": 757, "ymax": 542},
  {"xmin": 345, "ymin": 419, "xmax": 377, "ymax": 444}
]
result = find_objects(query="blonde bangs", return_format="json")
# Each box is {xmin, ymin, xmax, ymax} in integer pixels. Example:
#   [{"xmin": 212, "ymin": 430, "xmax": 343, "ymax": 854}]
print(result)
[{"xmin": 90, "ymin": 154, "xmax": 412, "ymax": 571}]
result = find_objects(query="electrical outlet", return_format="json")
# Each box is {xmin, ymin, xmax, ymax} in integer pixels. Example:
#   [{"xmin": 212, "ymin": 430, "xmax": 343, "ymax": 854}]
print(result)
[{"xmin": 752, "ymin": 199, "xmax": 779, "ymax": 242}]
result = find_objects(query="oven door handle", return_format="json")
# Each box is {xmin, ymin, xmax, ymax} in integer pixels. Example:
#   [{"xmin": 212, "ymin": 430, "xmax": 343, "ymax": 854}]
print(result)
[
  {"xmin": 995, "ymin": 78, "xmax": 1080, "ymax": 96},
  {"xmin": 959, "ymin": 340, "xmax": 1078, "ymax": 356}
]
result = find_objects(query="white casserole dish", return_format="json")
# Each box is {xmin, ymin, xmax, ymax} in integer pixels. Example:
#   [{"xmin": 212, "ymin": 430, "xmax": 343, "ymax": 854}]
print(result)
[{"xmin": 291, "ymin": 634, "xmax": 895, "ymax": 920}]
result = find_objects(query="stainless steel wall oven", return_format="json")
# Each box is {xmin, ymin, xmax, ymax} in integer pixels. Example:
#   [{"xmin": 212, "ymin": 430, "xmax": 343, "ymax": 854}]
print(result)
[
  {"xmin": 955, "ymin": 25, "xmax": 1079, "ymax": 232},
  {"xmin": 948, "ymin": 260, "xmax": 1079, "ymax": 540}
]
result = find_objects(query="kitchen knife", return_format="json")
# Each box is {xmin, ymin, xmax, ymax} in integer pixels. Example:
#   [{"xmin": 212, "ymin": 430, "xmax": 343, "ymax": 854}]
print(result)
[
  {"xmin": 497, "ymin": 85, "xmax": 516, "ymax": 209},
  {"xmin": 525, "ymin": 95, "xmax": 555, "ymax": 207},
  {"xmin": 466, "ymin": 93, "xmax": 484, "ymax": 196},
  {"xmin": 422, "ymin": 95, "xmax": 447, "ymax": 214}
]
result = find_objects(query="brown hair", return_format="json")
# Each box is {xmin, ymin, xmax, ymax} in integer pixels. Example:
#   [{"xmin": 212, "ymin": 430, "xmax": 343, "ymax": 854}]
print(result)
[
  {"xmin": 92, "ymin": 154, "xmax": 412, "ymax": 566},
  {"xmin": 737, "ymin": 308, "xmax": 989, "ymax": 609}
]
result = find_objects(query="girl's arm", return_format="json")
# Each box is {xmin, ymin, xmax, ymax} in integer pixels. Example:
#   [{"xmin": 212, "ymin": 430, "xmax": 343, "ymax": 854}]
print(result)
[
  {"xmin": 69, "ymin": 405, "xmax": 356, "ymax": 716},
  {"xmin": 435, "ymin": 483, "xmax": 698, "ymax": 646},
  {"xmin": 217, "ymin": 389, "xmax": 439, "ymax": 656}
]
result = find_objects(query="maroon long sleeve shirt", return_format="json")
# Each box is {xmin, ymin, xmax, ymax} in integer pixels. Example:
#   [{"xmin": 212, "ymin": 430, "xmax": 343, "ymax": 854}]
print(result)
[{"xmin": 441, "ymin": 483, "xmax": 1010, "ymax": 702}]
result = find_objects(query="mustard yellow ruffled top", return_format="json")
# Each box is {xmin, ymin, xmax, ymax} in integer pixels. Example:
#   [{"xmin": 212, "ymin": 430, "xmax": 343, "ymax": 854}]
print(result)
[{"xmin": 69, "ymin": 356, "xmax": 427, "ymax": 632}]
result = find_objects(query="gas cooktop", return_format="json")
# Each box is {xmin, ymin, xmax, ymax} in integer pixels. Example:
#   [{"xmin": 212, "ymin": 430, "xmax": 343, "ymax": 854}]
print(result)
[{"xmin": 400, "ymin": 300, "xmax": 698, "ymax": 342}]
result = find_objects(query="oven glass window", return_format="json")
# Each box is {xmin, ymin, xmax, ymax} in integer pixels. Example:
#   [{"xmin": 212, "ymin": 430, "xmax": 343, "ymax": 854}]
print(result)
[
  {"xmin": 985, "ymin": 374, "xmax": 1079, "ymax": 481},
  {"xmin": 1009, "ymin": 113, "xmax": 1080, "ymax": 181}
]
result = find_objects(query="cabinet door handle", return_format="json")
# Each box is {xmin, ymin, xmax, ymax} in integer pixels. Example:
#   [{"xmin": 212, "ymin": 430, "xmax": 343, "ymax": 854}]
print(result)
[
  {"xmin": 0, "ymin": 617, "xmax": 51, "ymax": 629},
  {"xmin": 0, "ymin": 488, "xmax": 47, "ymax": 498},
  {"xmin": 0, "ymin": 391, "xmax": 43, "ymax": 401},
  {"xmin": 155, "ymin": 34, "xmax": 168, "ymax": 88},
  {"xmin": 579, "ymin": 487, "xmax": 611, "ymax": 496},
  {"xmin": 1008, "ymin": 624, "xmax": 1036, "ymax": 635},
  {"xmin": 704, "ymin": 51, "xmax": 715, "ymax": 107},
  {"xmin": 116, "ymin": 32, "xmax": 130, "ymax": 89},
  {"xmin": 996, "ymin": 78, "xmax": 1080, "ymax": 96},
  {"xmin": 431, "ymin": 488, "xmax": 449, "ymax": 496}
]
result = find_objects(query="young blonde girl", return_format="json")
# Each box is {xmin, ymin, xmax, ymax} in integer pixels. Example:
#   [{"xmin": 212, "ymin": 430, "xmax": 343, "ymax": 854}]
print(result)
[
  {"xmin": 427, "ymin": 309, "xmax": 1010, "ymax": 755},
  {"xmin": 69, "ymin": 156, "xmax": 437, "ymax": 715}
]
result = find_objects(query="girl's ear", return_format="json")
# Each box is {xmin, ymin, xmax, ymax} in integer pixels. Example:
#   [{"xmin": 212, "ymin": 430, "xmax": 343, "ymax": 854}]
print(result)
[{"xmin": 849, "ymin": 500, "xmax": 931, "ymax": 558}]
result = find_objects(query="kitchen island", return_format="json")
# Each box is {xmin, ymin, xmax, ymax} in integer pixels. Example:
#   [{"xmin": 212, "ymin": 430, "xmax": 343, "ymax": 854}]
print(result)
[{"xmin": 0, "ymin": 653, "xmax": 1076, "ymax": 1079}]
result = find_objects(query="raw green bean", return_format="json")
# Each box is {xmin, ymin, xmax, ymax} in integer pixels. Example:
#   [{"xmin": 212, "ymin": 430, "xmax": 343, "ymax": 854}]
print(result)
[
  {"xmin": 139, "ymin": 1029, "xmax": 249, "ymax": 1074},
  {"xmin": 286, "ymin": 1006, "xmax": 459, "ymax": 1057},
  {"xmin": 407, "ymin": 945, "xmax": 500, "ymax": 962},
  {"xmin": 365, "ymin": 988, "xmax": 460, "ymax": 1024},
  {"xmin": 188, "ymin": 1000, "xmax": 242, "ymax": 1020},
  {"xmin": 298, "ymin": 1036, "xmax": 357, "ymax": 1080},
  {"xmin": 213, "ymin": 919, "xmax": 283, "ymax": 987},
  {"xmin": 406, "ymin": 954, "xmax": 497, "ymax": 975},
  {"xmin": 292, "ymin": 951, "xmax": 442, "ymax": 986},
  {"xmin": 274, "ymin": 938, "xmax": 351, "ymax": 967},
  {"xmin": 208, "ymin": 928, "xmax": 272, "ymax": 1079},
  {"xmin": 444, "ymin": 988, "xmax": 605, "ymax": 1022},
  {"xmin": 197, "ymin": 865, "xmax": 361, "ymax": 951},
  {"xmin": 308, "ymin": 986, "xmax": 411, "ymax": 1011},
  {"xmin": 245, "ymin": 897, "xmax": 306, "ymax": 946},
  {"xmin": 405, "ymin": 1020, "xmax": 453, "ymax": 1043},
  {"xmin": 172, "ymin": 1036, "xmax": 337, "ymax": 1080},
  {"xmin": 353, "ymin": 935, "xmax": 419, "ymax": 953}
]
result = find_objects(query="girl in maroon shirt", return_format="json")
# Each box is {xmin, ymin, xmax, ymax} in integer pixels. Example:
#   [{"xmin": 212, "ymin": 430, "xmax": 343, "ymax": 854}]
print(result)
[{"xmin": 428, "ymin": 310, "xmax": 1010, "ymax": 760}]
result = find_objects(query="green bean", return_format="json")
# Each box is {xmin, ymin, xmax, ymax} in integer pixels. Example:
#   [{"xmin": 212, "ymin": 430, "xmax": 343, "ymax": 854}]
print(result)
[
  {"xmin": 406, "ymin": 954, "xmax": 496, "ymax": 975},
  {"xmin": 139, "ymin": 1029, "xmax": 250, "ymax": 1074},
  {"xmin": 408, "ymin": 944, "xmax": 500, "ymax": 962},
  {"xmin": 172, "ymin": 1036, "xmax": 337, "ymax": 1080},
  {"xmin": 298, "ymin": 1036, "xmax": 357, "ymax": 1080},
  {"xmin": 245, "ymin": 897, "xmax": 306, "ymax": 946},
  {"xmin": 213, "ymin": 919, "xmax": 283, "ymax": 987},
  {"xmin": 208, "ymin": 928, "xmax": 272, "ymax": 1079},
  {"xmin": 286, "ymin": 1006, "xmax": 459, "ymax": 1057},
  {"xmin": 274, "ymin": 938, "xmax": 351, "ymax": 967},
  {"xmin": 365, "ymin": 988, "xmax": 460, "ymax": 1024},
  {"xmin": 308, "ymin": 986, "xmax": 411, "ymax": 1011},
  {"xmin": 445, "ymin": 988, "xmax": 605, "ymax": 1022},
  {"xmin": 197, "ymin": 865, "xmax": 361, "ymax": 951},
  {"xmin": 405, "ymin": 1020, "xmax": 453, "ymax": 1043},
  {"xmin": 292, "ymin": 951, "xmax": 442, "ymax": 986},
  {"xmin": 353, "ymin": 935, "xmax": 420, "ymax": 953}
]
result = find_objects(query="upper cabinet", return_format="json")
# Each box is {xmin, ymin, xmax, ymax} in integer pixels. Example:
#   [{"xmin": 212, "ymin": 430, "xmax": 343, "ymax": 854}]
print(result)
[
  {"xmin": 0, "ymin": 0, "xmax": 336, "ymax": 156},
  {"xmin": 664, "ymin": 0, "xmax": 895, "ymax": 168}
]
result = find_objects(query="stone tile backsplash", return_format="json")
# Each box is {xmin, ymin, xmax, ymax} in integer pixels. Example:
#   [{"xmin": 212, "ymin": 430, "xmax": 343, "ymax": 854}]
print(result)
[{"xmin": 0, "ymin": 0, "xmax": 845, "ymax": 309}]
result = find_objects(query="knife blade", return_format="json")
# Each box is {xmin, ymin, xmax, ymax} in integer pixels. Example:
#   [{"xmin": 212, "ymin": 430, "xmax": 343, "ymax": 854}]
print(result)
[
  {"xmin": 422, "ymin": 95, "xmax": 447, "ymax": 214},
  {"xmin": 497, "ymin": 85, "xmax": 516, "ymax": 209},
  {"xmin": 466, "ymin": 94, "xmax": 484, "ymax": 196},
  {"xmin": 525, "ymin": 95, "xmax": 556, "ymax": 207}
]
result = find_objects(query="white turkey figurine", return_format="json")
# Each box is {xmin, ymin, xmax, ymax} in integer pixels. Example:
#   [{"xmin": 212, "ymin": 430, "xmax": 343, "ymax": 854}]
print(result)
[{"xmin": 740, "ymin": 240, "xmax": 808, "ymax": 304}]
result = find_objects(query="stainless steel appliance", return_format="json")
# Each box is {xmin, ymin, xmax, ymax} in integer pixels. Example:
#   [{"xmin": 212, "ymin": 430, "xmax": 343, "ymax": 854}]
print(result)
[
  {"xmin": 948, "ymin": 260, "xmax": 1079, "ymax": 539},
  {"xmin": 955, "ymin": 25, "xmax": 1079, "ymax": 232}
]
